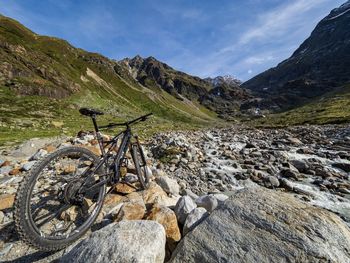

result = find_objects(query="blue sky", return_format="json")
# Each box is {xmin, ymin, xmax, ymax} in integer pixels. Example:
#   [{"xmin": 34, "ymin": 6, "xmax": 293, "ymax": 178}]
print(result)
[{"xmin": 0, "ymin": 0, "xmax": 345, "ymax": 81}]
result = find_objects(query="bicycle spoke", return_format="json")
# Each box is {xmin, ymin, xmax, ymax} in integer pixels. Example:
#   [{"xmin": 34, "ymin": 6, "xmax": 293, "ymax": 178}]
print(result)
[{"xmin": 36, "ymin": 204, "xmax": 71, "ymax": 228}]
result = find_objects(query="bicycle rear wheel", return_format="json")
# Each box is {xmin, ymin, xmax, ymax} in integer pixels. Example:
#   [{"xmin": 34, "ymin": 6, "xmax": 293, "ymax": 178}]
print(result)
[
  {"xmin": 14, "ymin": 146, "xmax": 106, "ymax": 251},
  {"xmin": 131, "ymin": 144, "xmax": 150, "ymax": 189}
]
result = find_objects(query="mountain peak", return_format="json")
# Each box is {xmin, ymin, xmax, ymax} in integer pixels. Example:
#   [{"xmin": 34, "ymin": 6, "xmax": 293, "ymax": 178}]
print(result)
[{"xmin": 205, "ymin": 75, "xmax": 242, "ymax": 87}]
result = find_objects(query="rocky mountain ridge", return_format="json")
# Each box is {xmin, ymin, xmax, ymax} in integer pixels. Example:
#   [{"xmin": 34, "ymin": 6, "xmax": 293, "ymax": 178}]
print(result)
[
  {"xmin": 242, "ymin": 0, "xmax": 350, "ymax": 110},
  {"xmin": 115, "ymin": 55, "xmax": 251, "ymax": 118}
]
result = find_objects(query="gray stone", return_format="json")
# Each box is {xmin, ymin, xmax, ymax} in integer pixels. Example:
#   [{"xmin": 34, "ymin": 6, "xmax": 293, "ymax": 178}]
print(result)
[
  {"xmin": 183, "ymin": 207, "xmax": 208, "ymax": 236},
  {"xmin": 332, "ymin": 162, "xmax": 350, "ymax": 173},
  {"xmin": 195, "ymin": 195, "xmax": 218, "ymax": 212},
  {"xmin": 30, "ymin": 149, "xmax": 48, "ymax": 161},
  {"xmin": 21, "ymin": 161, "xmax": 36, "ymax": 171},
  {"xmin": 290, "ymin": 159, "xmax": 309, "ymax": 173},
  {"xmin": 170, "ymin": 187, "xmax": 350, "ymax": 263},
  {"xmin": 0, "ymin": 166, "xmax": 12, "ymax": 175},
  {"xmin": 266, "ymin": 176, "xmax": 280, "ymax": 188},
  {"xmin": 174, "ymin": 196, "xmax": 197, "ymax": 224},
  {"xmin": 279, "ymin": 178, "xmax": 294, "ymax": 191},
  {"xmin": 182, "ymin": 189, "xmax": 199, "ymax": 201},
  {"xmin": 61, "ymin": 221, "xmax": 166, "ymax": 263},
  {"xmin": 211, "ymin": 193, "xmax": 229, "ymax": 204},
  {"xmin": 155, "ymin": 176, "xmax": 180, "ymax": 196},
  {"xmin": 124, "ymin": 173, "xmax": 138, "ymax": 183}
]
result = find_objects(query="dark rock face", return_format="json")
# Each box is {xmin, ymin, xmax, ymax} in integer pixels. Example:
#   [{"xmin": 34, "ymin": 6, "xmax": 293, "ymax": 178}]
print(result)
[
  {"xmin": 170, "ymin": 187, "xmax": 350, "ymax": 263},
  {"xmin": 242, "ymin": 1, "xmax": 350, "ymax": 110}
]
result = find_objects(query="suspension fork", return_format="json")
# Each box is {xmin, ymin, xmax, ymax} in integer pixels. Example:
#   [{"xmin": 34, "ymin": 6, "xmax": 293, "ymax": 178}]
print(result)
[{"xmin": 132, "ymin": 134, "xmax": 146, "ymax": 166}]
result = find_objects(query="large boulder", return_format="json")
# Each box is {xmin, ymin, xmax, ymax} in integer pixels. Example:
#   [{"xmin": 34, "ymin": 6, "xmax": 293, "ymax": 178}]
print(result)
[
  {"xmin": 61, "ymin": 221, "xmax": 166, "ymax": 263},
  {"xmin": 146, "ymin": 204, "xmax": 181, "ymax": 255},
  {"xmin": 170, "ymin": 187, "xmax": 350, "ymax": 263}
]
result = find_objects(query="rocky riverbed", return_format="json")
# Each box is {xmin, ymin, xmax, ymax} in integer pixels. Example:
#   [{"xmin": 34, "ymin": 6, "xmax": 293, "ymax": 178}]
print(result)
[
  {"xmin": 148, "ymin": 125, "xmax": 350, "ymax": 222},
  {"xmin": 0, "ymin": 124, "xmax": 349, "ymax": 262}
]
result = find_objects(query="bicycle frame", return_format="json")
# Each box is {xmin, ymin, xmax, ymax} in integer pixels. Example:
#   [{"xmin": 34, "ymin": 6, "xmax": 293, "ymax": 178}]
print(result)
[{"xmin": 78, "ymin": 113, "xmax": 150, "ymax": 195}]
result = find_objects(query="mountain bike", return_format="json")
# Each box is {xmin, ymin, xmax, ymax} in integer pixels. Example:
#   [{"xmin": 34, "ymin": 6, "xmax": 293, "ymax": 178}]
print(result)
[{"xmin": 14, "ymin": 108, "xmax": 152, "ymax": 251}]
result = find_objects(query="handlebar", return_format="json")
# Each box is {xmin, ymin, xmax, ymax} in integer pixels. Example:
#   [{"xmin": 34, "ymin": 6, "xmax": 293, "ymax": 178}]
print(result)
[{"xmin": 99, "ymin": 113, "xmax": 153, "ymax": 129}]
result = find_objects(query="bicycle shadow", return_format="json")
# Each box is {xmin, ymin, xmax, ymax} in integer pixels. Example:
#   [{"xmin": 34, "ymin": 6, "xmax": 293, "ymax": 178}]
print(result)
[{"xmin": 0, "ymin": 222, "xmax": 57, "ymax": 263}]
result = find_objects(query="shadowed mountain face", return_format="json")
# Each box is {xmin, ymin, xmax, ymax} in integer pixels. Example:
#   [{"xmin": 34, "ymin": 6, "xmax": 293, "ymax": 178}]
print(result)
[{"xmin": 241, "ymin": 1, "xmax": 350, "ymax": 110}]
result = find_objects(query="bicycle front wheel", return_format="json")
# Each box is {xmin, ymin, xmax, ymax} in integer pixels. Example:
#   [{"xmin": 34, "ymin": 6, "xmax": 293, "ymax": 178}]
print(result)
[{"xmin": 14, "ymin": 146, "xmax": 105, "ymax": 251}]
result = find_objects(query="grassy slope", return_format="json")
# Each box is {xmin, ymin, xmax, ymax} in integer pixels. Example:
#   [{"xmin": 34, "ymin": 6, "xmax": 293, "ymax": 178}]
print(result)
[
  {"xmin": 250, "ymin": 85, "xmax": 350, "ymax": 127},
  {"xmin": 0, "ymin": 15, "xmax": 221, "ymax": 146}
]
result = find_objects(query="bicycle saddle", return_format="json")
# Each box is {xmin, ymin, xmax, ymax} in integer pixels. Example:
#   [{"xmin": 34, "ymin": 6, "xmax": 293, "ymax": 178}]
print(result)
[{"xmin": 79, "ymin": 108, "xmax": 104, "ymax": 116}]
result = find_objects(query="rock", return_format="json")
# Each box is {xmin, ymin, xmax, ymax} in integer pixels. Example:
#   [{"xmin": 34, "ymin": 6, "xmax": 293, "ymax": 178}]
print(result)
[
  {"xmin": 290, "ymin": 159, "xmax": 309, "ymax": 173},
  {"xmin": 60, "ymin": 206, "xmax": 79, "ymax": 221},
  {"xmin": 174, "ymin": 196, "xmax": 197, "ymax": 224},
  {"xmin": 279, "ymin": 178, "xmax": 294, "ymax": 191},
  {"xmin": 21, "ymin": 161, "xmax": 36, "ymax": 171},
  {"xmin": 63, "ymin": 164, "xmax": 76, "ymax": 174},
  {"xmin": 195, "ymin": 195, "xmax": 218, "ymax": 212},
  {"xmin": 155, "ymin": 176, "xmax": 180, "ymax": 196},
  {"xmin": 287, "ymin": 137, "xmax": 303, "ymax": 145},
  {"xmin": 43, "ymin": 144, "xmax": 56, "ymax": 153},
  {"xmin": 332, "ymin": 162, "xmax": 350, "ymax": 173},
  {"xmin": 183, "ymin": 207, "xmax": 208, "ymax": 236},
  {"xmin": 124, "ymin": 173, "xmax": 139, "ymax": 183},
  {"xmin": 142, "ymin": 182, "xmax": 168, "ymax": 204},
  {"xmin": 51, "ymin": 121, "xmax": 64, "ymax": 128},
  {"xmin": 181, "ymin": 189, "xmax": 199, "ymax": 200},
  {"xmin": 61, "ymin": 221, "xmax": 166, "ymax": 263},
  {"xmin": 0, "ymin": 166, "xmax": 12, "ymax": 175},
  {"xmin": 30, "ymin": 149, "xmax": 48, "ymax": 160},
  {"xmin": 114, "ymin": 198, "xmax": 146, "ymax": 222},
  {"xmin": 9, "ymin": 168, "xmax": 20, "ymax": 175},
  {"xmin": 280, "ymin": 168, "xmax": 299, "ymax": 179},
  {"xmin": 211, "ymin": 193, "xmax": 229, "ymax": 204},
  {"xmin": 146, "ymin": 204, "xmax": 181, "ymax": 253},
  {"xmin": 115, "ymin": 182, "xmax": 137, "ymax": 194},
  {"xmin": 169, "ymin": 187, "xmax": 350, "ymax": 263},
  {"xmin": 82, "ymin": 145, "xmax": 101, "ymax": 156},
  {"xmin": 265, "ymin": 176, "xmax": 280, "ymax": 188},
  {"xmin": 245, "ymin": 142, "xmax": 256, "ymax": 148},
  {"xmin": 0, "ymin": 160, "xmax": 11, "ymax": 167},
  {"xmin": 141, "ymin": 182, "xmax": 180, "ymax": 208},
  {"xmin": 0, "ymin": 194, "xmax": 15, "ymax": 210}
]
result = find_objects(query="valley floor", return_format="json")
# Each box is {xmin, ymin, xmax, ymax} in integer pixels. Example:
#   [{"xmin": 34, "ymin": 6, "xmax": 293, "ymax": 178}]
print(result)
[{"xmin": 0, "ymin": 124, "xmax": 350, "ymax": 262}]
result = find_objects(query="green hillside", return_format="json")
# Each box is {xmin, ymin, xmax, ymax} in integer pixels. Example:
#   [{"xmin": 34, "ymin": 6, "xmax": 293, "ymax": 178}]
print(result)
[
  {"xmin": 0, "ymin": 15, "xmax": 220, "ymax": 146},
  {"xmin": 251, "ymin": 85, "xmax": 350, "ymax": 127}
]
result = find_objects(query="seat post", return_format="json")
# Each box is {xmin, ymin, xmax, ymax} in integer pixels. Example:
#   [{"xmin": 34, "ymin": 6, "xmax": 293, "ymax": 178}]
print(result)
[
  {"xmin": 91, "ymin": 115, "xmax": 105, "ymax": 156},
  {"xmin": 91, "ymin": 115, "xmax": 99, "ymax": 133}
]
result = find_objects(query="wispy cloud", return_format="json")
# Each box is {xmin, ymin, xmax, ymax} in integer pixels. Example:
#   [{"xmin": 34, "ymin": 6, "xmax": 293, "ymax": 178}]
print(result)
[{"xmin": 238, "ymin": 0, "xmax": 327, "ymax": 45}]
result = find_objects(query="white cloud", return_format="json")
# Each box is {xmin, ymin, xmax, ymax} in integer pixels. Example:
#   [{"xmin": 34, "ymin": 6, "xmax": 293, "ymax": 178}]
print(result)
[
  {"xmin": 238, "ymin": 0, "xmax": 327, "ymax": 45},
  {"xmin": 243, "ymin": 55, "xmax": 274, "ymax": 65}
]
